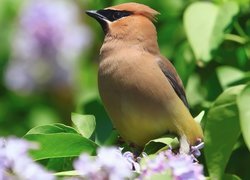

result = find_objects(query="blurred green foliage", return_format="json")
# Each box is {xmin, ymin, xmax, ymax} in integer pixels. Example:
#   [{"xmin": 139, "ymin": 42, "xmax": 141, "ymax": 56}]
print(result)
[{"xmin": 0, "ymin": 0, "xmax": 250, "ymax": 179}]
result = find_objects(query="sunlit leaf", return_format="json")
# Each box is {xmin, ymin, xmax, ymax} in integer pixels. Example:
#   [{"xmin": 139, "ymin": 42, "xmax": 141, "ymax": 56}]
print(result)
[
  {"xmin": 144, "ymin": 135, "xmax": 179, "ymax": 154},
  {"xmin": 26, "ymin": 123, "xmax": 78, "ymax": 135},
  {"xmin": 25, "ymin": 133, "xmax": 98, "ymax": 160},
  {"xmin": 54, "ymin": 170, "xmax": 79, "ymax": 176},
  {"xmin": 71, "ymin": 113, "xmax": 96, "ymax": 138},
  {"xmin": 184, "ymin": 1, "xmax": 239, "ymax": 62},
  {"xmin": 204, "ymin": 85, "xmax": 244, "ymax": 179},
  {"xmin": 216, "ymin": 66, "xmax": 245, "ymax": 90},
  {"xmin": 237, "ymin": 84, "xmax": 250, "ymax": 150},
  {"xmin": 186, "ymin": 73, "xmax": 205, "ymax": 106},
  {"xmin": 230, "ymin": 72, "xmax": 250, "ymax": 86}
]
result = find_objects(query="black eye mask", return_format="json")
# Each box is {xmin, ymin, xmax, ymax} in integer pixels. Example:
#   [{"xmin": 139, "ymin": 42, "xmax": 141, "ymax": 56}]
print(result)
[{"xmin": 97, "ymin": 9, "xmax": 132, "ymax": 21}]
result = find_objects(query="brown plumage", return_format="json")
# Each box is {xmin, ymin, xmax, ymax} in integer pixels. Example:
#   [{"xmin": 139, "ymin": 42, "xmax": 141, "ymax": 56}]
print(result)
[{"xmin": 86, "ymin": 2, "xmax": 203, "ymax": 153}]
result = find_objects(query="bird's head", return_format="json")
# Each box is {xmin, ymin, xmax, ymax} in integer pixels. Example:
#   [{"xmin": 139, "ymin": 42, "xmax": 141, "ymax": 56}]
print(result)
[{"xmin": 86, "ymin": 3, "xmax": 159, "ymax": 40}]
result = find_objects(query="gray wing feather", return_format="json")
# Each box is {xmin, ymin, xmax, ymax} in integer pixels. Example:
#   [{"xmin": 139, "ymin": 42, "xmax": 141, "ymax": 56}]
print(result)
[{"xmin": 157, "ymin": 60, "xmax": 189, "ymax": 109}]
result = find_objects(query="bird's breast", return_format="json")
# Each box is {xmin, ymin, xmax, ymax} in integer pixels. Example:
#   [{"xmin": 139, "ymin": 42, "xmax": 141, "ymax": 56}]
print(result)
[{"xmin": 98, "ymin": 55, "xmax": 180, "ymax": 146}]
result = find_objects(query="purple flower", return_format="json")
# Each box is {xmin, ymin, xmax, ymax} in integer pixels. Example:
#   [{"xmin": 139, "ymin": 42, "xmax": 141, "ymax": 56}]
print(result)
[
  {"xmin": 190, "ymin": 139, "xmax": 204, "ymax": 158},
  {"xmin": 0, "ymin": 137, "xmax": 54, "ymax": 180},
  {"xmin": 74, "ymin": 147, "xmax": 132, "ymax": 180},
  {"xmin": 123, "ymin": 151, "xmax": 141, "ymax": 172},
  {"xmin": 5, "ymin": 0, "xmax": 92, "ymax": 94},
  {"xmin": 140, "ymin": 150, "xmax": 204, "ymax": 180},
  {"xmin": 140, "ymin": 153, "xmax": 169, "ymax": 178},
  {"xmin": 165, "ymin": 151, "xmax": 204, "ymax": 180},
  {"xmin": 74, "ymin": 154, "xmax": 100, "ymax": 178}
]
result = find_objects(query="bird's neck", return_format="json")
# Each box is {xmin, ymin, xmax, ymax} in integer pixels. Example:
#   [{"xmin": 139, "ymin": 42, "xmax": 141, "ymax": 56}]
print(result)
[{"xmin": 100, "ymin": 27, "xmax": 160, "ymax": 59}]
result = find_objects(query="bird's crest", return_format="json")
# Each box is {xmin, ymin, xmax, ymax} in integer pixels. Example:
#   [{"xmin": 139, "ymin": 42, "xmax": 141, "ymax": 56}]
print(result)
[{"xmin": 106, "ymin": 3, "xmax": 160, "ymax": 21}]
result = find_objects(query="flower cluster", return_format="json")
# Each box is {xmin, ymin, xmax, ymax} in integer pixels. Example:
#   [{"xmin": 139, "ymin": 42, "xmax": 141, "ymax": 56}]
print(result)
[
  {"xmin": 166, "ymin": 151, "xmax": 204, "ymax": 180},
  {"xmin": 0, "ymin": 137, "xmax": 54, "ymax": 180},
  {"xmin": 4, "ymin": 0, "xmax": 91, "ymax": 94},
  {"xmin": 0, "ymin": 136, "xmax": 205, "ymax": 180},
  {"xmin": 73, "ymin": 147, "xmax": 204, "ymax": 180},
  {"xmin": 74, "ymin": 147, "xmax": 132, "ymax": 180},
  {"xmin": 140, "ymin": 150, "xmax": 204, "ymax": 180}
]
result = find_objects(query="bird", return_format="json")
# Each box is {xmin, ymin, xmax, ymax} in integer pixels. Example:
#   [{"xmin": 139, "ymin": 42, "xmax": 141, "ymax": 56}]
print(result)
[{"xmin": 86, "ymin": 2, "xmax": 203, "ymax": 154}]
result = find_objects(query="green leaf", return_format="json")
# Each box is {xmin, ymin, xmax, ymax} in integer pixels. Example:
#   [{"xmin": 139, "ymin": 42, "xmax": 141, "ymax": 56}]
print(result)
[
  {"xmin": 80, "ymin": 98, "xmax": 113, "ymax": 145},
  {"xmin": 144, "ymin": 135, "xmax": 179, "ymax": 154},
  {"xmin": 229, "ymin": 72, "xmax": 250, "ymax": 86},
  {"xmin": 24, "ymin": 133, "xmax": 98, "ymax": 160},
  {"xmin": 204, "ymin": 85, "xmax": 244, "ymax": 179},
  {"xmin": 71, "ymin": 113, "xmax": 96, "ymax": 138},
  {"xmin": 184, "ymin": 2, "xmax": 239, "ymax": 62},
  {"xmin": 54, "ymin": 170, "xmax": 79, "ymax": 176},
  {"xmin": 216, "ymin": 66, "xmax": 245, "ymax": 90},
  {"xmin": 26, "ymin": 123, "xmax": 78, "ymax": 135},
  {"xmin": 237, "ymin": 84, "xmax": 250, "ymax": 150},
  {"xmin": 186, "ymin": 73, "xmax": 205, "ymax": 107},
  {"xmin": 223, "ymin": 174, "xmax": 241, "ymax": 180},
  {"xmin": 45, "ymin": 157, "xmax": 74, "ymax": 172}
]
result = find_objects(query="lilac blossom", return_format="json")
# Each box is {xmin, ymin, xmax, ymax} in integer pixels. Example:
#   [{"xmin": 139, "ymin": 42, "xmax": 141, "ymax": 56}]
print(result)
[
  {"xmin": 0, "ymin": 137, "xmax": 54, "ymax": 180},
  {"xmin": 74, "ymin": 147, "xmax": 132, "ymax": 180},
  {"xmin": 140, "ymin": 150, "xmax": 205, "ymax": 180},
  {"xmin": 4, "ymin": 0, "xmax": 92, "ymax": 94},
  {"xmin": 190, "ymin": 140, "xmax": 204, "ymax": 158},
  {"xmin": 123, "ymin": 151, "xmax": 141, "ymax": 172},
  {"xmin": 140, "ymin": 153, "xmax": 169, "ymax": 178},
  {"xmin": 166, "ymin": 151, "xmax": 204, "ymax": 180}
]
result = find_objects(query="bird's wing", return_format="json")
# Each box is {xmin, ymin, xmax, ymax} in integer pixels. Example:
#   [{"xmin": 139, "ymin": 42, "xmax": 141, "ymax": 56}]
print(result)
[{"xmin": 157, "ymin": 57, "xmax": 189, "ymax": 109}]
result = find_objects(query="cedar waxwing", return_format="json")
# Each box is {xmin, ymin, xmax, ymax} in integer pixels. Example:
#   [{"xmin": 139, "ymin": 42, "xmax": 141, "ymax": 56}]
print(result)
[{"xmin": 86, "ymin": 2, "xmax": 203, "ymax": 153}]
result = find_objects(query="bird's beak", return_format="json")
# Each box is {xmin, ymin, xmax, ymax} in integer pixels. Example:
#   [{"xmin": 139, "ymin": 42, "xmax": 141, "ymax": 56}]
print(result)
[
  {"xmin": 86, "ymin": 10, "xmax": 109, "ymax": 33},
  {"xmin": 86, "ymin": 10, "xmax": 107, "ymax": 22}
]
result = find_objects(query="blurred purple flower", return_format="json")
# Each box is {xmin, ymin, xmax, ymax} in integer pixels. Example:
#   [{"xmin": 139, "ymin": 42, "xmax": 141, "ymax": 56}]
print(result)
[
  {"xmin": 123, "ymin": 151, "xmax": 141, "ymax": 172},
  {"xmin": 140, "ymin": 153, "xmax": 169, "ymax": 178},
  {"xmin": 74, "ymin": 154, "xmax": 100, "ymax": 178},
  {"xmin": 0, "ymin": 137, "xmax": 54, "ymax": 180},
  {"xmin": 165, "ymin": 151, "xmax": 204, "ymax": 180},
  {"xmin": 140, "ymin": 150, "xmax": 205, "ymax": 180},
  {"xmin": 74, "ymin": 147, "xmax": 132, "ymax": 180},
  {"xmin": 4, "ymin": 0, "xmax": 92, "ymax": 94}
]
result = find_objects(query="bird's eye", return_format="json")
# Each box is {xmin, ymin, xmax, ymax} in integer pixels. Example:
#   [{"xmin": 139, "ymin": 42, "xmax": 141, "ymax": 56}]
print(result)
[
  {"xmin": 113, "ymin": 12, "xmax": 122, "ymax": 20},
  {"xmin": 97, "ymin": 9, "xmax": 132, "ymax": 22}
]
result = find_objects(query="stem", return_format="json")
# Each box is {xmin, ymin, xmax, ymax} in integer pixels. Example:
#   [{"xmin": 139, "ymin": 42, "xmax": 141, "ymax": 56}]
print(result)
[
  {"xmin": 234, "ymin": 21, "xmax": 248, "ymax": 38},
  {"xmin": 224, "ymin": 34, "xmax": 249, "ymax": 44}
]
